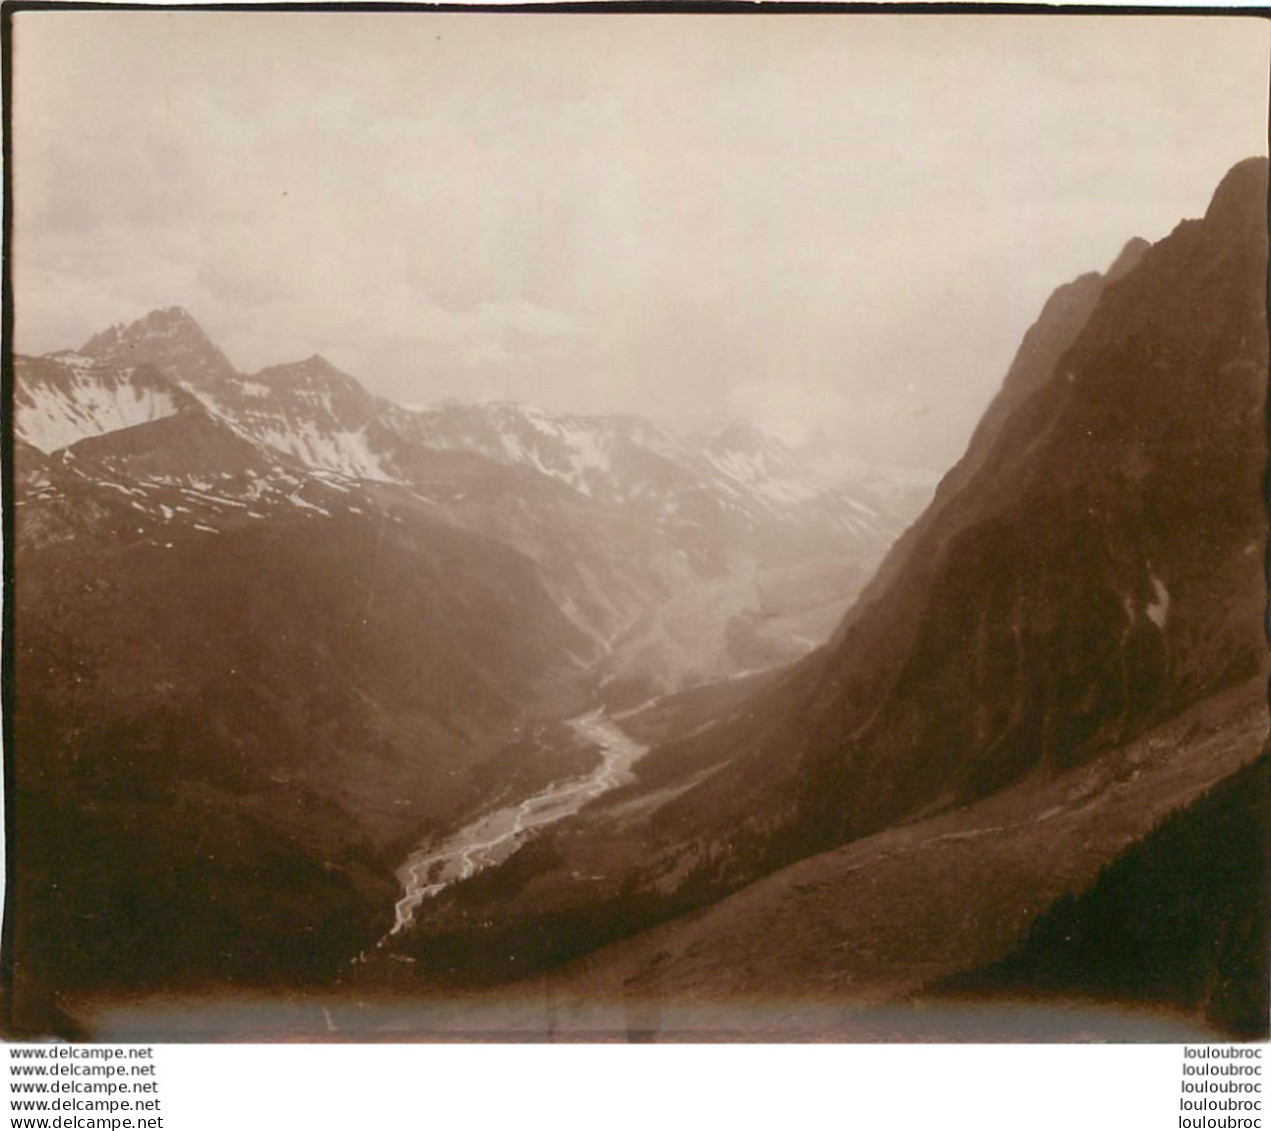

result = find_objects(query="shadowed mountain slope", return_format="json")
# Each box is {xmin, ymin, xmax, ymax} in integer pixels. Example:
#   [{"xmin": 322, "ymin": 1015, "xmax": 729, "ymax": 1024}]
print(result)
[{"xmin": 938, "ymin": 750, "xmax": 1270, "ymax": 1038}]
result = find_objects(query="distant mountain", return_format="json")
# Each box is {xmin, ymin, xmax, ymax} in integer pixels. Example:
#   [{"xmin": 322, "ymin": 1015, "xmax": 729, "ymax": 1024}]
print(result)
[
  {"xmin": 81, "ymin": 305, "xmax": 240, "ymax": 391},
  {"xmin": 393, "ymin": 401, "xmax": 911, "ymax": 542},
  {"xmin": 71, "ymin": 309, "xmax": 405, "ymax": 480},
  {"xmin": 16, "ymin": 309, "xmax": 930, "ymax": 695},
  {"xmin": 385, "ymin": 400, "xmax": 927, "ymax": 696},
  {"xmin": 392, "ymin": 158, "xmax": 1269, "ymax": 1028}
]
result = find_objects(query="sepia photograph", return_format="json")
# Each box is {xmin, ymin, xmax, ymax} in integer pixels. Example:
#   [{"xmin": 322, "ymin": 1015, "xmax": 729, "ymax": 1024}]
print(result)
[{"xmin": 3, "ymin": 6, "xmax": 1269, "ymax": 1050}]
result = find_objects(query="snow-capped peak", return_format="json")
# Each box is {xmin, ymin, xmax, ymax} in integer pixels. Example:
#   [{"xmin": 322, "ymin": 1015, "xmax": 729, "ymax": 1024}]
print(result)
[{"xmin": 80, "ymin": 306, "xmax": 238, "ymax": 392}]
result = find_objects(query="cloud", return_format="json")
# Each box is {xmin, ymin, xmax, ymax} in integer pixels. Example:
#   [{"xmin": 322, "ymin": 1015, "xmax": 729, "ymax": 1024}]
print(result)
[
  {"xmin": 11, "ymin": 11, "xmax": 1268, "ymax": 469},
  {"xmin": 475, "ymin": 300, "xmax": 578, "ymax": 341},
  {"xmin": 461, "ymin": 342, "xmax": 512, "ymax": 368},
  {"xmin": 726, "ymin": 378, "xmax": 849, "ymax": 447}
]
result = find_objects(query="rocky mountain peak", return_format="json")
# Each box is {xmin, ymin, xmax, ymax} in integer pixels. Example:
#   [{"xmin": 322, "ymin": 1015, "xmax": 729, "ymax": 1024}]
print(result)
[
  {"xmin": 1105, "ymin": 237, "xmax": 1151, "ymax": 282},
  {"xmin": 254, "ymin": 353, "xmax": 355, "ymax": 388},
  {"xmin": 82, "ymin": 305, "xmax": 201, "ymax": 350},
  {"xmin": 1204, "ymin": 154, "xmax": 1269, "ymax": 229},
  {"xmin": 80, "ymin": 306, "xmax": 237, "ymax": 390},
  {"xmin": 703, "ymin": 419, "xmax": 781, "ymax": 457}
]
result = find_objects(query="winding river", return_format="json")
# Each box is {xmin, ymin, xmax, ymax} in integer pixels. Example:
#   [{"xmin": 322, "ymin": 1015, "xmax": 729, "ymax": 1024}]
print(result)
[{"xmin": 388, "ymin": 710, "xmax": 647, "ymax": 936}]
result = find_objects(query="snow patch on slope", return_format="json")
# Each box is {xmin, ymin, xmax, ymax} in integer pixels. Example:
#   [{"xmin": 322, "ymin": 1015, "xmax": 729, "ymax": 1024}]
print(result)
[
  {"xmin": 248, "ymin": 421, "xmax": 392, "ymax": 481},
  {"xmin": 1146, "ymin": 573, "xmax": 1170, "ymax": 629},
  {"xmin": 16, "ymin": 364, "xmax": 181, "ymax": 454}
]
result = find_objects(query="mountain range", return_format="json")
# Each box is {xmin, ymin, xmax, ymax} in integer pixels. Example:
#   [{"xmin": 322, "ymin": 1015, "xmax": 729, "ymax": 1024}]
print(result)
[
  {"xmin": 4, "ymin": 156, "xmax": 1267, "ymax": 1040},
  {"xmin": 16, "ymin": 309, "xmax": 930, "ymax": 693}
]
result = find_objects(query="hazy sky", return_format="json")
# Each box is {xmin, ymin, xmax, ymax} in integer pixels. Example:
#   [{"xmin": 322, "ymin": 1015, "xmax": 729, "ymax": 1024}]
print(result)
[{"xmin": 11, "ymin": 11, "xmax": 1269, "ymax": 469}]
